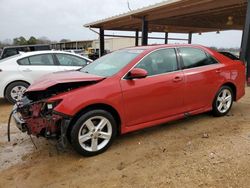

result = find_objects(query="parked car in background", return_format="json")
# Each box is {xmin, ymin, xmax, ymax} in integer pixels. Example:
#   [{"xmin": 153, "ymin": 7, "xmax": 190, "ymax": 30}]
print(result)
[
  {"xmin": 0, "ymin": 44, "xmax": 51, "ymax": 60},
  {"xmin": 0, "ymin": 51, "xmax": 92, "ymax": 103},
  {"xmin": 13, "ymin": 44, "xmax": 245, "ymax": 156},
  {"xmin": 64, "ymin": 49, "xmax": 88, "ymax": 58}
]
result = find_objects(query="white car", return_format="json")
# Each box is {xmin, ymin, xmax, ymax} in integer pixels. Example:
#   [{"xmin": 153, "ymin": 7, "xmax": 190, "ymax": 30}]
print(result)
[{"xmin": 0, "ymin": 50, "xmax": 92, "ymax": 103}]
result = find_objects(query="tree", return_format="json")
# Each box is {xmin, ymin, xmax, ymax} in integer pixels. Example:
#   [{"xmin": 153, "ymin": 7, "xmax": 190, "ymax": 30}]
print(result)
[
  {"xmin": 27, "ymin": 36, "xmax": 37, "ymax": 45},
  {"xmin": 37, "ymin": 36, "xmax": 51, "ymax": 44},
  {"xmin": 60, "ymin": 39, "xmax": 71, "ymax": 43},
  {"xmin": 13, "ymin": 36, "xmax": 27, "ymax": 45}
]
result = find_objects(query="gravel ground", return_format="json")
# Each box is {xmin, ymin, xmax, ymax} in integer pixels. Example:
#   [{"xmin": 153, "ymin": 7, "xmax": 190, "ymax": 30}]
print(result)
[{"xmin": 0, "ymin": 88, "xmax": 250, "ymax": 188}]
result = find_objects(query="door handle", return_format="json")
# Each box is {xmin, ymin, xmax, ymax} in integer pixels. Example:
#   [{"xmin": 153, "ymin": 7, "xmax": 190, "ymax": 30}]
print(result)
[
  {"xmin": 172, "ymin": 76, "xmax": 183, "ymax": 82},
  {"xmin": 22, "ymin": 68, "xmax": 32, "ymax": 72}
]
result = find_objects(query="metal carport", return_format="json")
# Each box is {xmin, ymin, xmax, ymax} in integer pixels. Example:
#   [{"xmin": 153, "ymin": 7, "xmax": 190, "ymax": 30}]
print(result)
[{"xmin": 84, "ymin": 0, "xmax": 250, "ymax": 83}]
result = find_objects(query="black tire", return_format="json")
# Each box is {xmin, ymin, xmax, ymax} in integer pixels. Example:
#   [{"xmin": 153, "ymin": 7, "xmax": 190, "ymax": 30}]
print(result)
[
  {"xmin": 5, "ymin": 81, "xmax": 29, "ymax": 104},
  {"xmin": 70, "ymin": 109, "xmax": 117, "ymax": 156},
  {"xmin": 212, "ymin": 86, "xmax": 233, "ymax": 117}
]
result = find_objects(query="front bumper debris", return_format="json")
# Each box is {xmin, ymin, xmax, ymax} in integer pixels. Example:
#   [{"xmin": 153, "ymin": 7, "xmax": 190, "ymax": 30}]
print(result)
[
  {"xmin": 12, "ymin": 99, "xmax": 71, "ymax": 138},
  {"xmin": 12, "ymin": 104, "xmax": 27, "ymax": 132}
]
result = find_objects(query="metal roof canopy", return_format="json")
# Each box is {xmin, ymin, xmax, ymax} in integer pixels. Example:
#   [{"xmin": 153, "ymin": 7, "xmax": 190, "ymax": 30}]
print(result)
[
  {"xmin": 85, "ymin": 0, "xmax": 247, "ymax": 33},
  {"xmin": 84, "ymin": 0, "xmax": 250, "ymax": 83}
]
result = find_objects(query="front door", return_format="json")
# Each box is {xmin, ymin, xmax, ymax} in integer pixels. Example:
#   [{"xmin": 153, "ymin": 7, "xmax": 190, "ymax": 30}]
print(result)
[
  {"xmin": 54, "ymin": 53, "xmax": 88, "ymax": 71},
  {"xmin": 120, "ymin": 48, "xmax": 185, "ymax": 126}
]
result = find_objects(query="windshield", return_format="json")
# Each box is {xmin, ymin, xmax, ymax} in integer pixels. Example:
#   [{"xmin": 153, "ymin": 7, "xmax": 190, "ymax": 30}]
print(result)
[{"xmin": 80, "ymin": 49, "xmax": 143, "ymax": 77}]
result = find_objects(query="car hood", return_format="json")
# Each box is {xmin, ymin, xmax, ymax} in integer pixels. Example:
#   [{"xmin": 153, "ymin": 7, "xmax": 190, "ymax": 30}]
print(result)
[{"xmin": 26, "ymin": 71, "xmax": 105, "ymax": 92}]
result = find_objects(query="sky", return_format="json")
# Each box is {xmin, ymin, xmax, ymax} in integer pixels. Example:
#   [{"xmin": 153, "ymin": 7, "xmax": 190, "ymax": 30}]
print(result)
[{"xmin": 0, "ymin": 0, "xmax": 243, "ymax": 48}]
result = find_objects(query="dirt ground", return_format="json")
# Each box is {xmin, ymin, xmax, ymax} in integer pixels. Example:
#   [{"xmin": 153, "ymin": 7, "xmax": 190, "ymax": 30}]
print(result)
[{"xmin": 1, "ymin": 88, "xmax": 250, "ymax": 188}]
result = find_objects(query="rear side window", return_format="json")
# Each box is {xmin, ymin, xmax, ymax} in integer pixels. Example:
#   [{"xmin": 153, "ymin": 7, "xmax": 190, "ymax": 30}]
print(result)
[
  {"xmin": 55, "ymin": 54, "xmax": 87, "ymax": 66},
  {"xmin": 18, "ymin": 58, "xmax": 30, "ymax": 65},
  {"xmin": 29, "ymin": 54, "xmax": 54, "ymax": 65},
  {"xmin": 179, "ymin": 48, "xmax": 217, "ymax": 69}
]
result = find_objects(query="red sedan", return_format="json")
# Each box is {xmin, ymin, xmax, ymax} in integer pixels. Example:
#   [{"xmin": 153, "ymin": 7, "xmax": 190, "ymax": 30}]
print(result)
[{"xmin": 13, "ymin": 44, "xmax": 245, "ymax": 156}]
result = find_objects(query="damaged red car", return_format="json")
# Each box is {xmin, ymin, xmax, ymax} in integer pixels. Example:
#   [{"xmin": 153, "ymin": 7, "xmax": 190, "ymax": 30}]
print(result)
[{"xmin": 13, "ymin": 44, "xmax": 245, "ymax": 156}]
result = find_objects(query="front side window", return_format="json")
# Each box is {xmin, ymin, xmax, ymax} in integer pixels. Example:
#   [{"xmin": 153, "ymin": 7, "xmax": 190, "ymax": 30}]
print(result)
[
  {"xmin": 135, "ymin": 48, "xmax": 178, "ymax": 76},
  {"xmin": 179, "ymin": 48, "xmax": 217, "ymax": 69},
  {"xmin": 56, "ymin": 54, "xmax": 87, "ymax": 66},
  {"xmin": 80, "ymin": 49, "xmax": 143, "ymax": 77},
  {"xmin": 28, "ymin": 54, "xmax": 54, "ymax": 65}
]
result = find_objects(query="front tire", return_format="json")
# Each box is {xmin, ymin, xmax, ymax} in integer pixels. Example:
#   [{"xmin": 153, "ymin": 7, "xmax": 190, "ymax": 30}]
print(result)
[
  {"xmin": 70, "ymin": 109, "xmax": 117, "ymax": 156},
  {"xmin": 5, "ymin": 81, "xmax": 29, "ymax": 104},
  {"xmin": 212, "ymin": 86, "xmax": 233, "ymax": 117}
]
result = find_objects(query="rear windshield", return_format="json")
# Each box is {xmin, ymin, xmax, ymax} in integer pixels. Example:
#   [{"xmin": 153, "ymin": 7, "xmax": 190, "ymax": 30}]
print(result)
[
  {"xmin": 219, "ymin": 52, "xmax": 239, "ymax": 60},
  {"xmin": 0, "ymin": 54, "xmax": 21, "ymax": 63}
]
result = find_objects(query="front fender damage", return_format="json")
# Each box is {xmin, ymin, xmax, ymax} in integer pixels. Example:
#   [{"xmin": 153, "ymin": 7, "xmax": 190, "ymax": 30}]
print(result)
[{"xmin": 11, "ymin": 78, "xmax": 103, "ymax": 149}]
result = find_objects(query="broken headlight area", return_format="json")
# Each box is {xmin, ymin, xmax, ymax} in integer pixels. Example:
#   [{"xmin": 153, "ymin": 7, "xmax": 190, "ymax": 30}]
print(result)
[{"xmin": 13, "ymin": 97, "xmax": 70, "ymax": 139}]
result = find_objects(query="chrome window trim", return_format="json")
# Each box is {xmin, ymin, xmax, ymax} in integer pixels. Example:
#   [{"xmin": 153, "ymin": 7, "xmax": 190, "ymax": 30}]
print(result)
[{"xmin": 180, "ymin": 63, "xmax": 221, "ymax": 72}]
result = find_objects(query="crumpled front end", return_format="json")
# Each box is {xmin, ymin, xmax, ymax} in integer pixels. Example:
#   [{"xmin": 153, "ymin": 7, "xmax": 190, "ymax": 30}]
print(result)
[
  {"xmin": 13, "ymin": 97, "xmax": 70, "ymax": 138},
  {"xmin": 11, "ymin": 71, "xmax": 104, "ymax": 141}
]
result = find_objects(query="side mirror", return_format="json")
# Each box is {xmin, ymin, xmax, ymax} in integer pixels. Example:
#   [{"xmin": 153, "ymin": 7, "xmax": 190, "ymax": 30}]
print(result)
[{"xmin": 127, "ymin": 68, "xmax": 148, "ymax": 79}]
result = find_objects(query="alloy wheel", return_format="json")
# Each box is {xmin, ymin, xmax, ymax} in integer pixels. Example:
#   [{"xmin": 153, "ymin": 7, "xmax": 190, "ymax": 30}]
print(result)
[
  {"xmin": 10, "ymin": 86, "xmax": 27, "ymax": 101},
  {"xmin": 216, "ymin": 88, "xmax": 232, "ymax": 113},
  {"xmin": 78, "ymin": 116, "xmax": 112, "ymax": 152}
]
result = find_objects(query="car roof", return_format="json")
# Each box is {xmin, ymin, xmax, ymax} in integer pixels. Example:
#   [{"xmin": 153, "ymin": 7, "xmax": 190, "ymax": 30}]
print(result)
[
  {"xmin": 17, "ymin": 50, "xmax": 92, "ymax": 61},
  {"xmin": 3, "ymin": 44, "xmax": 50, "ymax": 50},
  {"xmin": 126, "ymin": 44, "xmax": 210, "ymax": 52}
]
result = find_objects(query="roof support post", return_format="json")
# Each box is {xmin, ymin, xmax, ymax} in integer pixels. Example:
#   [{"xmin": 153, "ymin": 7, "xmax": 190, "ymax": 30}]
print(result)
[
  {"xmin": 141, "ymin": 17, "xmax": 148, "ymax": 45},
  {"xmin": 165, "ymin": 32, "xmax": 168, "ymax": 44},
  {"xmin": 240, "ymin": 0, "xmax": 250, "ymax": 84},
  {"xmin": 135, "ymin": 30, "xmax": 139, "ymax": 46},
  {"xmin": 99, "ymin": 28, "xmax": 105, "ymax": 57},
  {"xmin": 188, "ymin": 32, "xmax": 192, "ymax": 44}
]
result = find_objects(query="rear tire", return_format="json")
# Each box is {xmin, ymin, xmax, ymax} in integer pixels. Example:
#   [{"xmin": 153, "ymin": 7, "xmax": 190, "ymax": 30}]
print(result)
[
  {"xmin": 5, "ymin": 81, "xmax": 29, "ymax": 104},
  {"xmin": 70, "ymin": 109, "xmax": 117, "ymax": 156},
  {"xmin": 212, "ymin": 86, "xmax": 233, "ymax": 117}
]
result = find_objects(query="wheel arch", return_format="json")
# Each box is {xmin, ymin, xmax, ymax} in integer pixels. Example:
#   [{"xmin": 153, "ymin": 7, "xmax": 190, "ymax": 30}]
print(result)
[
  {"xmin": 67, "ymin": 103, "xmax": 122, "ymax": 139},
  {"xmin": 4, "ymin": 80, "xmax": 30, "ymax": 97},
  {"xmin": 220, "ymin": 82, "xmax": 237, "ymax": 101}
]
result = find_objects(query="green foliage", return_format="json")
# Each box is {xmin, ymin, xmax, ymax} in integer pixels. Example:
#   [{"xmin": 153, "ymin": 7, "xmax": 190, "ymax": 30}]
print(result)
[
  {"xmin": 27, "ymin": 36, "xmax": 37, "ymax": 44},
  {"xmin": 13, "ymin": 36, "xmax": 28, "ymax": 45},
  {"xmin": 13, "ymin": 36, "xmax": 39, "ymax": 45},
  {"xmin": 60, "ymin": 39, "xmax": 71, "ymax": 43}
]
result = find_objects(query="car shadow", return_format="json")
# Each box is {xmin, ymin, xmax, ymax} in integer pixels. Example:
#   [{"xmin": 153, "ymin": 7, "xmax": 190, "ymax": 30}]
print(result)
[
  {"xmin": 0, "ymin": 98, "xmax": 11, "ymax": 106},
  {"xmin": 115, "ymin": 112, "xmax": 213, "ymax": 143}
]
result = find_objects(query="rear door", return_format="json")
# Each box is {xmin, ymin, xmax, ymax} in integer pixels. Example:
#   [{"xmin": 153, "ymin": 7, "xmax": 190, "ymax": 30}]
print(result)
[
  {"xmin": 178, "ymin": 47, "xmax": 224, "ymax": 112},
  {"xmin": 54, "ymin": 53, "xmax": 89, "ymax": 71},
  {"xmin": 120, "ymin": 48, "xmax": 185, "ymax": 126},
  {"xmin": 18, "ymin": 54, "xmax": 60, "ymax": 82}
]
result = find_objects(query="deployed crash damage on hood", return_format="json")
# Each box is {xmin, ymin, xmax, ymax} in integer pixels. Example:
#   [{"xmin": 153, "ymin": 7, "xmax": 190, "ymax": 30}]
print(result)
[{"xmin": 11, "ymin": 71, "xmax": 105, "ymax": 148}]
